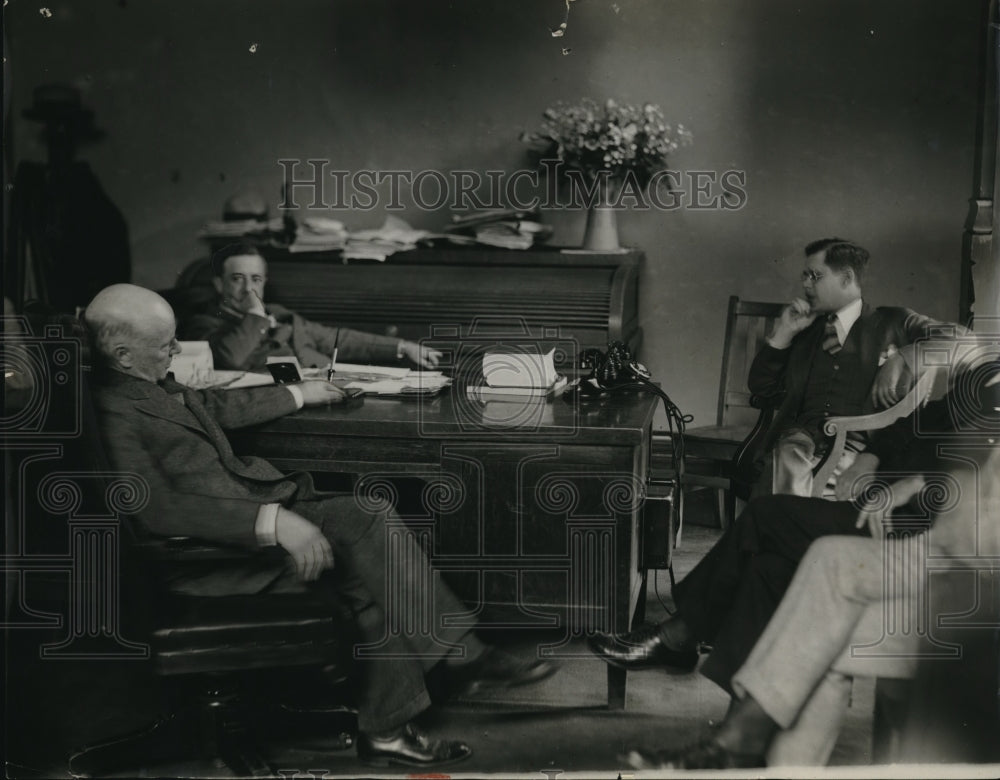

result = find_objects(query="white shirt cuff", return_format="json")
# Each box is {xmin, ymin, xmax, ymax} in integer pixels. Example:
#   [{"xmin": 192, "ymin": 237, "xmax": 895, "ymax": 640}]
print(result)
[
  {"xmin": 766, "ymin": 336, "xmax": 792, "ymax": 350},
  {"xmin": 284, "ymin": 384, "xmax": 305, "ymax": 409},
  {"xmin": 254, "ymin": 503, "xmax": 280, "ymax": 546}
]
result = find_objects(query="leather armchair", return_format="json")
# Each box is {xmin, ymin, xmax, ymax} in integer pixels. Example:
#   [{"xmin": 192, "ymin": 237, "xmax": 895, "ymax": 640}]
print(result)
[
  {"xmin": 59, "ymin": 356, "xmax": 359, "ymax": 776},
  {"xmin": 69, "ymin": 532, "xmax": 358, "ymax": 778}
]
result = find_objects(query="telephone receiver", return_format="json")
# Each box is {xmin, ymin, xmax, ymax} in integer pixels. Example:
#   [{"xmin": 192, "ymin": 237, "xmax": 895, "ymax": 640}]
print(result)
[{"xmin": 575, "ymin": 340, "xmax": 652, "ymax": 396}]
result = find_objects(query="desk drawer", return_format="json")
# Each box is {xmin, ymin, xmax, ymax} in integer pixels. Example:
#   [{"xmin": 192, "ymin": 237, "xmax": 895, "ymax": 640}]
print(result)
[{"xmin": 231, "ymin": 431, "xmax": 441, "ymax": 471}]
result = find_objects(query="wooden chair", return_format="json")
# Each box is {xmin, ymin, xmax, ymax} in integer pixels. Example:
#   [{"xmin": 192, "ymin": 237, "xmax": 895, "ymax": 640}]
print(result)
[
  {"xmin": 652, "ymin": 297, "xmax": 784, "ymax": 531},
  {"xmin": 811, "ymin": 366, "xmax": 941, "ymax": 498},
  {"xmin": 815, "ymin": 364, "xmax": 948, "ymax": 763}
]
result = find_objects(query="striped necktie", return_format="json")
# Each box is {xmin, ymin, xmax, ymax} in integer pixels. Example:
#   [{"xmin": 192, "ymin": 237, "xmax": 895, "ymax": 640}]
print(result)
[{"xmin": 821, "ymin": 314, "xmax": 842, "ymax": 355}]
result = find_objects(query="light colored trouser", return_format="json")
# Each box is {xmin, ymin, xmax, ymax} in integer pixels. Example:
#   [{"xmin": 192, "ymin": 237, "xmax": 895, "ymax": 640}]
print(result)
[
  {"xmin": 771, "ymin": 429, "xmax": 860, "ymax": 498},
  {"xmin": 732, "ymin": 535, "xmax": 931, "ymax": 766},
  {"xmin": 771, "ymin": 429, "xmax": 820, "ymax": 497}
]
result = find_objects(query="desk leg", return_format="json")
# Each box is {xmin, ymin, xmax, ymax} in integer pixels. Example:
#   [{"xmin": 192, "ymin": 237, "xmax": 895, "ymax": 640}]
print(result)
[
  {"xmin": 634, "ymin": 568, "xmax": 649, "ymax": 626},
  {"xmin": 607, "ymin": 666, "xmax": 627, "ymax": 710},
  {"xmin": 606, "ymin": 567, "xmax": 649, "ymax": 710}
]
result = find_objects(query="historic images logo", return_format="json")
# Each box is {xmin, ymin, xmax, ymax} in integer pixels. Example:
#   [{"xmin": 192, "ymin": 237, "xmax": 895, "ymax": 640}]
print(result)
[{"xmin": 277, "ymin": 158, "xmax": 748, "ymax": 212}]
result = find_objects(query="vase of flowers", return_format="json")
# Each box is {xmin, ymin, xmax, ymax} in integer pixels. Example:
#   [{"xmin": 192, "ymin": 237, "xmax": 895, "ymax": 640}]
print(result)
[
  {"xmin": 522, "ymin": 98, "xmax": 692, "ymax": 250},
  {"xmin": 581, "ymin": 178, "xmax": 620, "ymax": 251}
]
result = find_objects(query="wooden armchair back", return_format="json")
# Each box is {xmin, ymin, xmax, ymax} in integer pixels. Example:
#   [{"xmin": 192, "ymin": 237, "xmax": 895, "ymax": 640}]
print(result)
[{"xmin": 717, "ymin": 297, "xmax": 786, "ymax": 429}]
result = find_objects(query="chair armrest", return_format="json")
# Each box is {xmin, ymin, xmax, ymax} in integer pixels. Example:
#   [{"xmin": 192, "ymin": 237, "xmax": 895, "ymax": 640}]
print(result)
[
  {"xmin": 729, "ymin": 401, "xmax": 777, "ymax": 501},
  {"xmin": 822, "ymin": 370, "xmax": 937, "ymax": 437},
  {"xmin": 137, "ymin": 535, "xmax": 287, "ymax": 564},
  {"xmin": 811, "ymin": 371, "xmax": 938, "ymax": 497}
]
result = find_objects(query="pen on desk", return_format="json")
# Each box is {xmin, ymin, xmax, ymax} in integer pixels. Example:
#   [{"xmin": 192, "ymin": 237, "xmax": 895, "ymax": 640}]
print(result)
[{"xmin": 327, "ymin": 347, "xmax": 338, "ymax": 381}]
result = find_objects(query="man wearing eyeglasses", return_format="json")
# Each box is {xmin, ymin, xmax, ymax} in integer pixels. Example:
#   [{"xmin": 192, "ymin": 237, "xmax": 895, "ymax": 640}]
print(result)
[{"xmin": 748, "ymin": 238, "xmax": 954, "ymax": 496}]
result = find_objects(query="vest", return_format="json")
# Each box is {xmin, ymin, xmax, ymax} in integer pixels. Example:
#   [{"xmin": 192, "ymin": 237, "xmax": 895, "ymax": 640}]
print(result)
[{"xmin": 796, "ymin": 324, "xmax": 869, "ymax": 444}]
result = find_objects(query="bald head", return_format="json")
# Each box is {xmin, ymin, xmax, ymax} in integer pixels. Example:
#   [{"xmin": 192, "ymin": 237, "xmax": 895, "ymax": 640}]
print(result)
[{"xmin": 85, "ymin": 284, "xmax": 181, "ymax": 381}]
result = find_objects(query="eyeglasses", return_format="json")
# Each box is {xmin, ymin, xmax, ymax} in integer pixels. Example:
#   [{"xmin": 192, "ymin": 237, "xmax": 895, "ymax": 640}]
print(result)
[{"xmin": 801, "ymin": 269, "xmax": 825, "ymax": 284}]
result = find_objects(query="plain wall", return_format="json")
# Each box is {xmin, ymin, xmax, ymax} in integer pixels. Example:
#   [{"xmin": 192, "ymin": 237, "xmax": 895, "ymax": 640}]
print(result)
[{"xmin": 4, "ymin": 0, "xmax": 984, "ymax": 428}]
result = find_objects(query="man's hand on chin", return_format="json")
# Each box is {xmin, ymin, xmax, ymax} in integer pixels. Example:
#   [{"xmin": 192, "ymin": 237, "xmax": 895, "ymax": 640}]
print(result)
[
  {"xmin": 243, "ymin": 290, "xmax": 267, "ymax": 318},
  {"xmin": 275, "ymin": 507, "xmax": 334, "ymax": 581},
  {"xmin": 768, "ymin": 297, "xmax": 818, "ymax": 349}
]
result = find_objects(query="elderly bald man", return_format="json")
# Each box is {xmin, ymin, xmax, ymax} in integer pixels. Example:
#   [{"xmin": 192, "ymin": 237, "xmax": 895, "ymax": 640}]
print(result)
[{"xmin": 83, "ymin": 284, "xmax": 556, "ymax": 768}]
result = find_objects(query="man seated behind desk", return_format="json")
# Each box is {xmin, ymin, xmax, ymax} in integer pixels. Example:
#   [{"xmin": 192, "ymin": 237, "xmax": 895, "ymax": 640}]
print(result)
[
  {"xmin": 179, "ymin": 243, "xmax": 442, "ymax": 371},
  {"xmin": 84, "ymin": 284, "xmax": 556, "ymax": 768},
  {"xmin": 748, "ymin": 237, "xmax": 954, "ymax": 496}
]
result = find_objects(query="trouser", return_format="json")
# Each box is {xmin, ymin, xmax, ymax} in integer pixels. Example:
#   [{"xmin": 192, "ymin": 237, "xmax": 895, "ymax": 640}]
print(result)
[
  {"xmin": 771, "ymin": 429, "xmax": 820, "ymax": 497},
  {"xmin": 770, "ymin": 428, "xmax": 863, "ymax": 498},
  {"xmin": 732, "ymin": 535, "xmax": 925, "ymax": 766},
  {"xmin": 672, "ymin": 494, "xmax": 868, "ymax": 693},
  {"xmin": 289, "ymin": 495, "xmax": 474, "ymax": 733}
]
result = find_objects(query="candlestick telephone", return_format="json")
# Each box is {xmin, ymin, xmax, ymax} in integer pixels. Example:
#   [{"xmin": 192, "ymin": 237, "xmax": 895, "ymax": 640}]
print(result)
[
  {"xmin": 572, "ymin": 340, "xmax": 693, "ymax": 580},
  {"xmin": 573, "ymin": 338, "xmax": 690, "ymax": 451}
]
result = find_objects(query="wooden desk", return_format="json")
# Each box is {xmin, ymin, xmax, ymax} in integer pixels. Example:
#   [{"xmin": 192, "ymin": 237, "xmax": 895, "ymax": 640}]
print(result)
[
  {"xmin": 231, "ymin": 387, "xmax": 659, "ymax": 704},
  {"xmin": 256, "ymin": 246, "xmax": 644, "ymax": 361}
]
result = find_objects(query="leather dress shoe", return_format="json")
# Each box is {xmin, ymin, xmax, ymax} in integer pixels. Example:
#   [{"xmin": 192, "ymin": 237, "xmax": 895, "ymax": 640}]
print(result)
[
  {"xmin": 587, "ymin": 622, "xmax": 698, "ymax": 671},
  {"xmin": 620, "ymin": 737, "xmax": 764, "ymax": 770},
  {"xmin": 447, "ymin": 646, "xmax": 560, "ymax": 697},
  {"xmin": 356, "ymin": 722, "xmax": 472, "ymax": 767}
]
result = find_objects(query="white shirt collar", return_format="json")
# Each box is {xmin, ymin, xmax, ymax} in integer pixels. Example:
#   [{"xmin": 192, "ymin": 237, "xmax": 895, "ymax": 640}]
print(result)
[{"xmin": 830, "ymin": 298, "xmax": 863, "ymax": 344}]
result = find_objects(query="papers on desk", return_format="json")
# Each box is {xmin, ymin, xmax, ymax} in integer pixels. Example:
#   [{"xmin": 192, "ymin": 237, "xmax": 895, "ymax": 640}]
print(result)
[
  {"xmin": 170, "ymin": 347, "xmax": 451, "ymax": 396},
  {"xmin": 170, "ymin": 343, "xmax": 281, "ymax": 389},
  {"xmin": 466, "ymin": 348, "xmax": 566, "ymax": 399},
  {"xmin": 170, "ymin": 342, "xmax": 215, "ymax": 387},
  {"xmin": 467, "ymin": 375, "xmax": 568, "ymax": 401},
  {"xmin": 345, "ymin": 373, "xmax": 451, "ymax": 397},
  {"xmin": 305, "ymin": 363, "xmax": 452, "ymax": 397}
]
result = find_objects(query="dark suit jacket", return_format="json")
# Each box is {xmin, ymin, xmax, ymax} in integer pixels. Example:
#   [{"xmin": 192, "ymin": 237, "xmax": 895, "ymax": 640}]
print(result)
[
  {"xmin": 179, "ymin": 300, "xmax": 399, "ymax": 371},
  {"xmin": 747, "ymin": 303, "xmax": 952, "ymax": 453},
  {"xmin": 93, "ymin": 370, "xmax": 318, "ymax": 594}
]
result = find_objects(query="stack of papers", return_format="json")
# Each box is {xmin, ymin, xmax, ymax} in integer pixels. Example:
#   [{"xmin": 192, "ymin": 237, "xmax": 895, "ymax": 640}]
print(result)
[
  {"xmin": 307, "ymin": 363, "xmax": 452, "ymax": 396},
  {"xmin": 288, "ymin": 216, "xmax": 348, "ymax": 253},
  {"xmin": 197, "ymin": 217, "xmax": 284, "ymax": 239},
  {"xmin": 343, "ymin": 216, "xmax": 430, "ymax": 261},
  {"xmin": 473, "ymin": 224, "xmax": 535, "ymax": 250},
  {"xmin": 445, "ymin": 208, "xmax": 553, "ymax": 250},
  {"xmin": 466, "ymin": 349, "xmax": 566, "ymax": 399}
]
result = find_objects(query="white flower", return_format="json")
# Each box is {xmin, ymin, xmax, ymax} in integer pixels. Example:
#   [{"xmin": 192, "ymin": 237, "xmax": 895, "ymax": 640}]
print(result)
[{"xmin": 525, "ymin": 98, "xmax": 693, "ymax": 184}]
